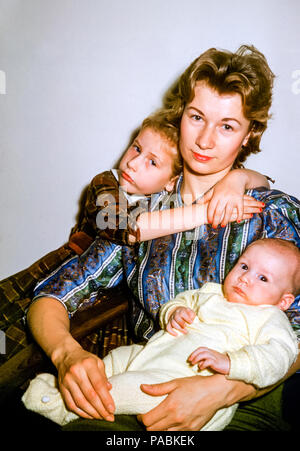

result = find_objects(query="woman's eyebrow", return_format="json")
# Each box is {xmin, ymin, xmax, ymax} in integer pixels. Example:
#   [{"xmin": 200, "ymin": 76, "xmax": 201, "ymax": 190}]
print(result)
[
  {"xmin": 186, "ymin": 106, "xmax": 204, "ymax": 115},
  {"xmin": 222, "ymin": 117, "xmax": 242, "ymax": 126}
]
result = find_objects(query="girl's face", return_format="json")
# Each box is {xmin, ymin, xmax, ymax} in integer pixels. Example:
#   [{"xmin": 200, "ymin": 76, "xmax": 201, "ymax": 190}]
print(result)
[
  {"xmin": 118, "ymin": 127, "xmax": 176, "ymax": 195},
  {"xmin": 180, "ymin": 81, "xmax": 251, "ymax": 177}
]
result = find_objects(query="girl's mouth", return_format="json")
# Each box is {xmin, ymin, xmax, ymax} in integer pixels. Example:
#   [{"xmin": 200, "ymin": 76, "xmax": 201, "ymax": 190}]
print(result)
[{"xmin": 121, "ymin": 171, "xmax": 134, "ymax": 183}]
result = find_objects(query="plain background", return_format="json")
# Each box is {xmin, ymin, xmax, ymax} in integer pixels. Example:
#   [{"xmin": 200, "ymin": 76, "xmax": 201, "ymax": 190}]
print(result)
[{"xmin": 0, "ymin": 0, "xmax": 299, "ymax": 279}]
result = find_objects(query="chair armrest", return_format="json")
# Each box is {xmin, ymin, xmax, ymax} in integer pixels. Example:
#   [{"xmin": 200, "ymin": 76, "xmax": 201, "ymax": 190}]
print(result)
[
  {"xmin": 70, "ymin": 288, "xmax": 128, "ymax": 341},
  {"xmin": 0, "ymin": 286, "xmax": 129, "ymax": 401}
]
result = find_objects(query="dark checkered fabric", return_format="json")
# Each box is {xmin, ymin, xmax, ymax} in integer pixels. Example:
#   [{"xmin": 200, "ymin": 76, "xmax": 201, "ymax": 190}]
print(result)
[{"xmin": 0, "ymin": 244, "xmax": 75, "ymax": 364}]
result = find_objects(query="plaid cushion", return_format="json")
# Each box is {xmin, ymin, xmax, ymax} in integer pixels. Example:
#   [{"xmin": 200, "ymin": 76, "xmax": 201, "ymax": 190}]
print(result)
[{"xmin": 0, "ymin": 244, "xmax": 75, "ymax": 364}]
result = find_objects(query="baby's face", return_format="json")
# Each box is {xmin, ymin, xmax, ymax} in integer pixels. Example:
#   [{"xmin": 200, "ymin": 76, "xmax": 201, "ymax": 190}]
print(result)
[{"xmin": 223, "ymin": 243, "xmax": 293, "ymax": 309}]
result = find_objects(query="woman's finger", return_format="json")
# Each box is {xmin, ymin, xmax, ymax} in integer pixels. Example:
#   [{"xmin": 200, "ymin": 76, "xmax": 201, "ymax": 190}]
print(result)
[{"xmin": 60, "ymin": 378, "xmax": 103, "ymax": 419}]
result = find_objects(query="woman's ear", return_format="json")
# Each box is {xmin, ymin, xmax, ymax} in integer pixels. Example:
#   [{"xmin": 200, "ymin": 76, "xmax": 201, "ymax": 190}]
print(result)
[
  {"xmin": 242, "ymin": 131, "xmax": 251, "ymax": 148},
  {"xmin": 277, "ymin": 293, "xmax": 295, "ymax": 311},
  {"xmin": 164, "ymin": 176, "xmax": 178, "ymax": 193}
]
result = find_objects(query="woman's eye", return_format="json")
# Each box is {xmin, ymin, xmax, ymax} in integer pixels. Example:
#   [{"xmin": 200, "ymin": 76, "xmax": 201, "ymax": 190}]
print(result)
[
  {"xmin": 192, "ymin": 114, "xmax": 202, "ymax": 121},
  {"xmin": 133, "ymin": 145, "xmax": 141, "ymax": 153},
  {"xmin": 222, "ymin": 124, "xmax": 233, "ymax": 131},
  {"xmin": 150, "ymin": 159, "xmax": 157, "ymax": 167}
]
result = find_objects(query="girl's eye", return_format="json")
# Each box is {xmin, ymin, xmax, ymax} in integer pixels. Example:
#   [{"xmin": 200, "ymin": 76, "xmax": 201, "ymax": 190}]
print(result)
[
  {"xmin": 259, "ymin": 275, "xmax": 268, "ymax": 282},
  {"xmin": 133, "ymin": 144, "xmax": 141, "ymax": 153}
]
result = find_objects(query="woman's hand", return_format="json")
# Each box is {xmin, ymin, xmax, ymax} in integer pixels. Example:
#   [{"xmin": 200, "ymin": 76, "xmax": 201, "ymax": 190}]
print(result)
[
  {"xmin": 166, "ymin": 307, "xmax": 196, "ymax": 336},
  {"xmin": 138, "ymin": 374, "xmax": 254, "ymax": 431},
  {"xmin": 55, "ymin": 347, "xmax": 115, "ymax": 421}
]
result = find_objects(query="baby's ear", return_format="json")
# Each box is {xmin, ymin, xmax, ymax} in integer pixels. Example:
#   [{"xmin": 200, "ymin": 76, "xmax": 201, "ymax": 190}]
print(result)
[
  {"xmin": 278, "ymin": 293, "xmax": 295, "ymax": 311},
  {"xmin": 164, "ymin": 175, "xmax": 178, "ymax": 193}
]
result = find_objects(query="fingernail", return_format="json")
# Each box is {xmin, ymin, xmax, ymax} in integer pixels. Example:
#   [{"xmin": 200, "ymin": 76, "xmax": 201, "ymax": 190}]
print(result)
[
  {"xmin": 106, "ymin": 415, "xmax": 114, "ymax": 422},
  {"xmin": 108, "ymin": 404, "xmax": 115, "ymax": 413}
]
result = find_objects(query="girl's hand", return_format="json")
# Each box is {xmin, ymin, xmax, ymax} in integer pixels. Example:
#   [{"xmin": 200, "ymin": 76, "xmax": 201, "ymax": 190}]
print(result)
[
  {"xmin": 166, "ymin": 307, "xmax": 196, "ymax": 336},
  {"xmin": 188, "ymin": 346, "xmax": 230, "ymax": 375},
  {"xmin": 199, "ymin": 176, "xmax": 265, "ymax": 228}
]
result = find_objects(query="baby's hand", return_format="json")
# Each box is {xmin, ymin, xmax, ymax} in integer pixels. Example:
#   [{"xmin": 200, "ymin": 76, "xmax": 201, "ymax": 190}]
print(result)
[
  {"xmin": 188, "ymin": 347, "xmax": 230, "ymax": 375},
  {"xmin": 166, "ymin": 307, "xmax": 196, "ymax": 337}
]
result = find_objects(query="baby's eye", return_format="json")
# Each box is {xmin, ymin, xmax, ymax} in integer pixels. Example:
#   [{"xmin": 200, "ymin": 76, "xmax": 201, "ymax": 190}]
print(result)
[
  {"xmin": 259, "ymin": 275, "xmax": 268, "ymax": 282},
  {"xmin": 241, "ymin": 263, "xmax": 248, "ymax": 270}
]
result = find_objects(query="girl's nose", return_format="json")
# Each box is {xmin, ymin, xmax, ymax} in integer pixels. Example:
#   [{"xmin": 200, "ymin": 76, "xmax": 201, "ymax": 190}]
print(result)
[
  {"xmin": 196, "ymin": 125, "xmax": 215, "ymax": 150},
  {"xmin": 127, "ymin": 155, "xmax": 141, "ymax": 171}
]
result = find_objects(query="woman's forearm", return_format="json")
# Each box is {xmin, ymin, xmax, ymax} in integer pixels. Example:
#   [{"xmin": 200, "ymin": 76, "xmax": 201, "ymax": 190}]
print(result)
[{"xmin": 27, "ymin": 297, "xmax": 82, "ymax": 367}]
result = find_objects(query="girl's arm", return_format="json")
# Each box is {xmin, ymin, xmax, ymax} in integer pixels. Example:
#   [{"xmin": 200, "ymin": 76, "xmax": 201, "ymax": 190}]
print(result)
[{"xmin": 131, "ymin": 168, "xmax": 267, "ymax": 243}]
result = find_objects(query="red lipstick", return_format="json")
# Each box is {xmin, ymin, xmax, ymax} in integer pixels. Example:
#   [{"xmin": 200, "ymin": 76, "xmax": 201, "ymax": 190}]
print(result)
[{"xmin": 192, "ymin": 152, "xmax": 213, "ymax": 162}]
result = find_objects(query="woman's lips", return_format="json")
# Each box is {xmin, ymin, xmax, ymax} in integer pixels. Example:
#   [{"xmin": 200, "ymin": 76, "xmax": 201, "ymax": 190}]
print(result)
[
  {"xmin": 192, "ymin": 151, "xmax": 213, "ymax": 162},
  {"xmin": 121, "ymin": 171, "xmax": 134, "ymax": 183}
]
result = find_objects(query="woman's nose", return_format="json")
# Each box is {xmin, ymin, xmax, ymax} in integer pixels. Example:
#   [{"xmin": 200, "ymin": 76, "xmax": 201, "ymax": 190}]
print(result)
[{"xmin": 196, "ymin": 125, "xmax": 215, "ymax": 150}]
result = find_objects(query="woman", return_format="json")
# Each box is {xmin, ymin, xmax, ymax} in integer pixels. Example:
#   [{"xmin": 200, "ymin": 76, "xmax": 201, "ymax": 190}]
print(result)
[{"xmin": 27, "ymin": 45, "xmax": 300, "ymax": 431}]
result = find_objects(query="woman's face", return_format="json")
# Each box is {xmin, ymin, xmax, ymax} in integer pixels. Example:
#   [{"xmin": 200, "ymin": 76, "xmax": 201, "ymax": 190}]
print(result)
[{"xmin": 180, "ymin": 81, "xmax": 251, "ymax": 176}]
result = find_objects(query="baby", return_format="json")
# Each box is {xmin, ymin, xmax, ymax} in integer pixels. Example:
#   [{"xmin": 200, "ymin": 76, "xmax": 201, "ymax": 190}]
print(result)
[{"xmin": 22, "ymin": 238, "xmax": 299, "ymax": 430}]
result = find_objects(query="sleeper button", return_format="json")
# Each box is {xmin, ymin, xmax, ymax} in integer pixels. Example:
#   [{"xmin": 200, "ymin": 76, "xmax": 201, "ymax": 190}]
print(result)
[{"xmin": 41, "ymin": 396, "xmax": 50, "ymax": 403}]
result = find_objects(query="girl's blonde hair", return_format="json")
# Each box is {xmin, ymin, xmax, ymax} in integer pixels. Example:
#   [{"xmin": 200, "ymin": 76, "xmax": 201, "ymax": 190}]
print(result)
[
  {"xmin": 140, "ymin": 112, "xmax": 182, "ymax": 176},
  {"xmin": 161, "ymin": 45, "xmax": 275, "ymax": 168}
]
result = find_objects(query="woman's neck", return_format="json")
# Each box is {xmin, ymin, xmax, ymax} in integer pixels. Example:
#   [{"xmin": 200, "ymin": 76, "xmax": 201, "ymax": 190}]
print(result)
[{"xmin": 181, "ymin": 166, "xmax": 231, "ymax": 204}]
